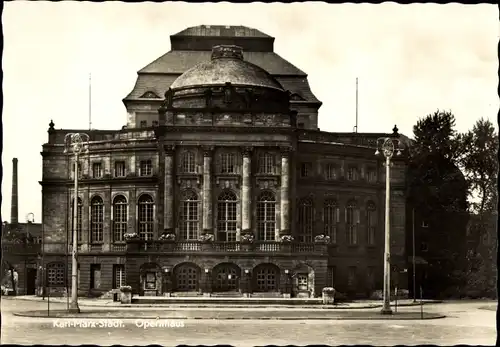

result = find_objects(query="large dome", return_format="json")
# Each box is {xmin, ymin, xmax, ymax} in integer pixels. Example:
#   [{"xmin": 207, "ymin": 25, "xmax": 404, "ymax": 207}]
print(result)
[{"xmin": 170, "ymin": 45, "xmax": 284, "ymax": 90}]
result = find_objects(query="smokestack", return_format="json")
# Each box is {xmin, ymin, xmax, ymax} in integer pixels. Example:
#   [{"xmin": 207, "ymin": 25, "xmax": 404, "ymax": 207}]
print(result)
[{"xmin": 11, "ymin": 158, "xmax": 18, "ymax": 224}]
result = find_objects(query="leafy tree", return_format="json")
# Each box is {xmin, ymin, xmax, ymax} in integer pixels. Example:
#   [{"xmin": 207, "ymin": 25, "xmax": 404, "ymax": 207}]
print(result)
[
  {"xmin": 458, "ymin": 118, "xmax": 498, "ymax": 214},
  {"xmin": 407, "ymin": 110, "xmax": 469, "ymax": 298}
]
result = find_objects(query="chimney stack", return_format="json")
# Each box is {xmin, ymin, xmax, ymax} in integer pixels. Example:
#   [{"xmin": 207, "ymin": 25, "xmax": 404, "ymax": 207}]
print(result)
[{"xmin": 11, "ymin": 158, "xmax": 18, "ymax": 224}]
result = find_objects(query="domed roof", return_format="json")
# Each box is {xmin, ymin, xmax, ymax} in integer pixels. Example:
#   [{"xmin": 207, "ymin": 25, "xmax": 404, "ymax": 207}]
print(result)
[{"xmin": 170, "ymin": 45, "xmax": 284, "ymax": 90}]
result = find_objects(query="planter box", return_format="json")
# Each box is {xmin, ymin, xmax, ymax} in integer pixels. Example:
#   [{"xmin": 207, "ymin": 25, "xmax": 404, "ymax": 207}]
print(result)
[
  {"xmin": 120, "ymin": 291, "xmax": 132, "ymax": 304},
  {"xmin": 322, "ymin": 287, "xmax": 336, "ymax": 304}
]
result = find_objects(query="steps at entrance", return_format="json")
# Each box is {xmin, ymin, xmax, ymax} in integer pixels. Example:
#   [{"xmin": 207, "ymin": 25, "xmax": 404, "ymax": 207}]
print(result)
[
  {"xmin": 251, "ymin": 292, "xmax": 282, "ymax": 298},
  {"xmin": 210, "ymin": 292, "xmax": 243, "ymax": 298},
  {"xmin": 131, "ymin": 296, "xmax": 322, "ymax": 306},
  {"xmin": 170, "ymin": 292, "xmax": 203, "ymax": 297}
]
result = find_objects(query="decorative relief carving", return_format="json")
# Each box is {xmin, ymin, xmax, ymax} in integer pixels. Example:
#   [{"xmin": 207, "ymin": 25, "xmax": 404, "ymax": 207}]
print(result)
[
  {"xmin": 256, "ymin": 177, "xmax": 279, "ymax": 190},
  {"xmin": 164, "ymin": 145, "xmax": 175, "ymax": 155},
  {"xmin": 177, "ymin": 178, "xmax": 201, "ymax": 188},
  {"xmin": 215, "ymin": 176, "xmax": 240, "ymax": 189},
  {"xmin": 202, "ymin": 146, "xmax": 214, "ymax": 157},
  {"xmin": 241, "ymin": 147, "xmax": 253, "ymax": 157}
]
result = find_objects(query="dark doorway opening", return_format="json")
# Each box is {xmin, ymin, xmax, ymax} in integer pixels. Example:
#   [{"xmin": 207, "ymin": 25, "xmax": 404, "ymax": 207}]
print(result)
[{"xmin": 26, "ymin": 268, "xmax": 37, "ymax": 295}]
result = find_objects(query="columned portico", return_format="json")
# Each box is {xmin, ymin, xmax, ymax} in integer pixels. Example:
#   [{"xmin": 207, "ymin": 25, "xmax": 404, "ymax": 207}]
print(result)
[
  {"xmin": 280, "ymin": 148, "xmax": 290, "ymax": 237},
  {"xmin": 241, "ymin": 147, "xmax": 252, "ymax": 239},
  {"xmin": 202, "ymin": 146, "xmax": 213, "ymax": 233},
  {"xmin": 164, "ymin": 145, "xmax": 175, "ymax": 233}
]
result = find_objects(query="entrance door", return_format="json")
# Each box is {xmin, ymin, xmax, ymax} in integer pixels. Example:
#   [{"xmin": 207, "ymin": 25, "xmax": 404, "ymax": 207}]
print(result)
[
  {"xmin": 26, "ymin": 268, "xmax": 37, "ymax": 295},
  {"xmin": 213, "ymin": 266, "xmax": 238, "ymax": 292},
  {"xmin": 297, "ymin": 274, "xmax": 308, "ymax": 291}
]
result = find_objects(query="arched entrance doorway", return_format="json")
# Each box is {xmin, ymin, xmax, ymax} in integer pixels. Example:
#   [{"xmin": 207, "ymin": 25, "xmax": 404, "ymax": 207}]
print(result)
[
  {"xmin": 212, "ymin": 263, "xmax": 241, "ymax": 292},
  {"xmin": 292, "ymin": 263, "xmax": 315, "ymax": 298},
  {"xmin": 253, "ymin": 263, "xmax": 280, "ymax": 292},
  {"xmin": 173, "ymin": 263, "xmax": 201, "ymax": 292}
]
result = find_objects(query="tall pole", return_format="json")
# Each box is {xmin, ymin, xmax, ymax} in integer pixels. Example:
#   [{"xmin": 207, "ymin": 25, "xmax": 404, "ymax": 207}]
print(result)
[
  {"xmin": 65, "ymin": 132, "xmax": 89, "ymax": 313},
  {"xmin": 355, "ymin": 77, "xmax": 358, "ymax": 133},
  {"xmin": 376, "ymin": 135, "xmax": 401, "ymax": 315},
  {"xmin": 412, "ymin": 208, "xmax": 416, "ymax": 302},
  {"xmin": 70, "ymin": 152, "xmax": 80, "ymax": 312},
  {"xmin": 89, "ymin": 73, "xmax": 92, "ymax": 130},
  {"xmin": 381, "ymin": 154, "xmax": 392, "ymax": 314}
]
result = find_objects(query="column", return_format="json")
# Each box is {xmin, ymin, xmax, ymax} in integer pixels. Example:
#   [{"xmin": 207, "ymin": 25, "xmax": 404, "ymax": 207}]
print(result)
[
  {"xmin": 163, "ymin": 145, "xmax": 175, "ymax": 233},
  {"xmin": 241, "ymin": 147, "xmax": 252, "ymax": 237},
  {"xmin": 202, "ymin": 146, "xmax": 214, "ymax": 233},
  {"xmin": 280, "ymin": 147, "xmax": 290, "ymax": 237}
]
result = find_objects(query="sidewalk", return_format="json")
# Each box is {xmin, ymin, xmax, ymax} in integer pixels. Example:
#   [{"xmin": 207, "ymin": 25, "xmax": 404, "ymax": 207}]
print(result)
[
  {"xmin": 6, "ymin": 295, "xmax": 441, "ymax": 309},
  {"xmin": 14, "ymin": 307, "xmax": 446, "ymax": 320}
]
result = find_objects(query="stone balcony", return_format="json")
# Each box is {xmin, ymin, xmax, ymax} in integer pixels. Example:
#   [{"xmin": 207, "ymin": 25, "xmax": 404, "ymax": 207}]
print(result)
[
  {"xmin": 2, "ymin": 242, "xmax": 41, "ymax": 255},
  {"xmin": 125, "ymin": 240, "xmax": 328, "ymax": 255}
]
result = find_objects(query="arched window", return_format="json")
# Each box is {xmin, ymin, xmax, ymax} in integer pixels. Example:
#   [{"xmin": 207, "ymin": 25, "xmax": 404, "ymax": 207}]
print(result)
[
  {"xmin": 179, "ymin": 190, "xmax": 199, "ymax": 240},
  {"xmin": 346, "ymin": 200, "xmax": 359, "ymax": 245},
  {"xmin": 257, "ymin": 191, "xmax": 276, "ymax": 241},
  {"xmin": 323, "ymin": 199, "xmax": 339, "ymax": 243},
  {"xmin": 258, "ymin": 153, "xmax": 275, "ymax": 174},
  {"xmin": 217, "ymin": 190, "xmax": 237, "ymax": 241},
  {"xmin": 220, "ymin": 153, "xmax": 236, "ymax": 174},
  {"xmin": 71, "ymin": 198, "xmax": 83, "ymax": 242},
  {"xmin": 90, "ymin": 196, "xmax": 104, "ymax": 243},
  {"xmin": 113, "ymin": 195, "xmax": 128, "ymax": 242},
  {"xmin": 181, "ymin": 151, "xmax": 196, "ymax": 173},
  {"xmin": 138, "ymin": 195, "xmax": 154, "ymax": 240},
  {"xmin": 298, "ymin": 198, "xmax": 314, "ymax": 243},
  {"xmin": 367, "ymin": 201, "xmax": 377, "ymax": 245},
  {"xmin": 47, "ymin": 262, "xmax": 65, "ymax": 286}
]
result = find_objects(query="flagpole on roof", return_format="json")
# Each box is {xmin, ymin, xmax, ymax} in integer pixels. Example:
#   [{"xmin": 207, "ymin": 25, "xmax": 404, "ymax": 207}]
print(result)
[{"xmin": 89, "ymin": 73, "xmax": 92, "ymax": 130}]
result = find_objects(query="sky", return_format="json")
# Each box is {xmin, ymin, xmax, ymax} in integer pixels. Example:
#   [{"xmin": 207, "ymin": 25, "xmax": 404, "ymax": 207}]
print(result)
[{"xmin": 2, "ymin": 2, "xmax": 498, "ymax": 223}]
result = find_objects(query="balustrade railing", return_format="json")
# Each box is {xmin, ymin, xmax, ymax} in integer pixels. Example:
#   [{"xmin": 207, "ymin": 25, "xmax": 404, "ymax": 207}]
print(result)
[{"xmin": 125, "ymin": 240, "xmax": 326, "ymax": 254}]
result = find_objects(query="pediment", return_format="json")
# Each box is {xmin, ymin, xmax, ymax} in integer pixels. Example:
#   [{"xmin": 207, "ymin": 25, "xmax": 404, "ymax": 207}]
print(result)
[{"xmin": 140, "ymin": 91, "xmax": 161, "ymax": 99}]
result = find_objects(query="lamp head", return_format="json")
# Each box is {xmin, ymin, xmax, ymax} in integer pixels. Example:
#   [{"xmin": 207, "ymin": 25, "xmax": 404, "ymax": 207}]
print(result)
[{"xmin": 374, "ymin": 149, "xmax": 380, "ymax": 156}]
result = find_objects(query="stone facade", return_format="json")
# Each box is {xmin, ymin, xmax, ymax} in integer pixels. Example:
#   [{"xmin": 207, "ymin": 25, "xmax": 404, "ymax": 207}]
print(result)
[{"xmin": 37, "ymin": 26, "xmax": 408, "ymax": 298}]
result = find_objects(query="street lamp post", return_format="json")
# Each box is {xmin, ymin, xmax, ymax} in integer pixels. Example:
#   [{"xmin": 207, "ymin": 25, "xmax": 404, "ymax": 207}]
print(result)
[
  {"xmin": 375, "ymin": 134, "xmax": 402, "ymax": 315},
  {"xmin": 64, "ymin": 133, "xmax": 89, "ymax": 313}
]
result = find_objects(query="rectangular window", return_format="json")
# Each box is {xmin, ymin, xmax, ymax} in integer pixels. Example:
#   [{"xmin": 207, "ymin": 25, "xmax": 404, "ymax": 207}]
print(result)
[
  {"xmin": 220, "ymin": 153, "xmax": 236, "ymax": 174},
  {"xmin": 348, "ymin": 266, "xmax": 357, "ymax": 287},
  {"xmin": 347, "ymin": 166, "xmax": 358, "ymax": 181},
  {"xmin": 47, "ymin": 263, "xmax": 65, "ymax": 286},
  {"xmin": 90, "ymin": 264, "xmax": 101, "ymax": 289},
  {"xmin": 140, "ymin": 120, "xmax": 147, "ymax": 128},
  {"xmin": 140, "ymin": 160, "xmax": 153, "ymax": 176},
  {"xmin": 258, "ymin": 153, "xmax": 275, "ymax": 174},
  {"xmin": 300, "ymin": 162, "xmax": 312, "ymax": 178},
  {"xmin": 324, "ymin": 204, "xmax": 339, "ymax": 244},
  {"xmin": 327, "ymin": 266, "xmax": 336, "ymax": 288},
  {"xmin": 113, "ymin": 265, "xmax": 126, "ymax": 289},
  {"xmin": 421, "ymin": 242, "xmax": 428, "ymax": 252},
  {"xmin": 367, "ymin": 169, "xmax": 377, "ymax": 183},
  {"xmin": 92, "ymin": 162, "xmax": 102, "ymax": 178},
  {"xmin": 152, "ymin": 120, "xmax": 159, "ymax": 127},
  {"xmin": 346, "ymin": 207, "xmax": 359, "ymax": 245},
  {"xmin": 114, "ymin": 161, "xmax": 126, "ymax": 177},
  {"xmin": 72, "ymin": 163, "xmax": 82, "ymax": 179},
  {"xmin": 325, "ymin": 164, "xmax": 337, "ymax": 180},
  {"xmin": 367, "ymin": 210, "xmax": 376, "ymax": 246}
]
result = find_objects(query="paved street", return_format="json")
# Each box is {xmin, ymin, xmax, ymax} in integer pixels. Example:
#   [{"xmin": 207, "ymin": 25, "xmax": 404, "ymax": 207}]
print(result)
[{"xmin": 1, "ymin": 298, "xmax": 497, "ymax": 346}]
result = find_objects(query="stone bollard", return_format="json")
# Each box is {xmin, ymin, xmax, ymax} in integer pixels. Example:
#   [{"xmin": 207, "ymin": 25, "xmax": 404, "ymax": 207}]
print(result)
[
  {"xmin": 120, "ymin": 286, "xmax": 132, "ymax": 304},
  {"xmin": 322, "ymin": 287, "xmax": 336, "ymax": 305}
]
